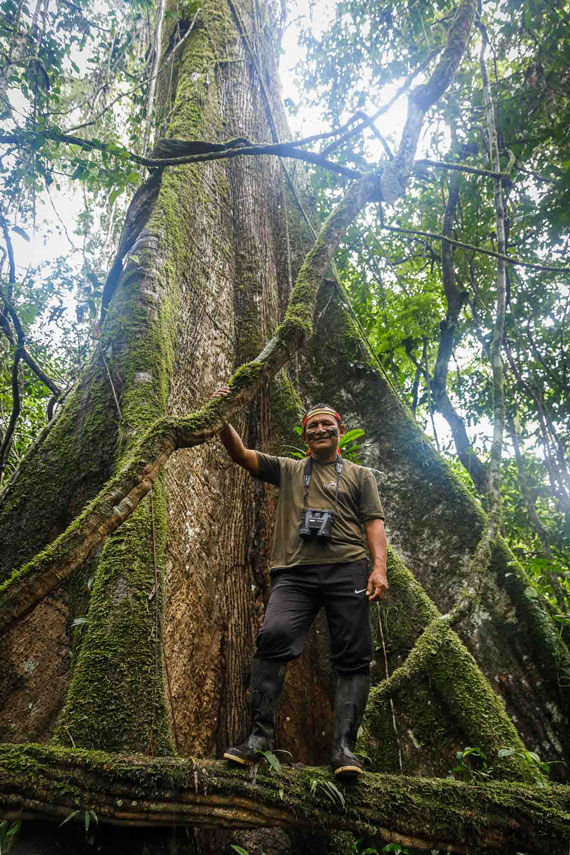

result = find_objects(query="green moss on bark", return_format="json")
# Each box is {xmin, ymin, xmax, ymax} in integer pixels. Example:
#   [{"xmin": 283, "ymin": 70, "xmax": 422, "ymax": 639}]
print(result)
[
  {"xmin": 0, "ymin": 372, "xmax": 117, "ymax": 583},
  {"xmin": 366, "ymin": 550, "xmax": 544, "ymax": 784},
  {"xmin": 49, "ymin": 0, "xmax": 244, "ymax": 753},
  {"xmin": 0, "ymin": 743, "xmax": 568, "ymax": 853},
  {"xmin": 54, "ymin": 486, "xmax": 172, "ymax": 754},
  {"xmin": 489, "ymin": 536, "xmax": 570, "ymax": 697},
  {"xmin": 54, "ymin": 240, "xmax": 180, "ymax": 751},
  {"xmin": 270, "ymin": 370, "xmax": 303, "ymax": 448}
]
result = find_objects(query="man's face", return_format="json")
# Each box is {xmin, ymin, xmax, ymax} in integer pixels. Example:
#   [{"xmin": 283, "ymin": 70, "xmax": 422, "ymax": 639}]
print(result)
[{"xmin": 302, "ymin": 413, "xmax": 346, "ymax": 456}]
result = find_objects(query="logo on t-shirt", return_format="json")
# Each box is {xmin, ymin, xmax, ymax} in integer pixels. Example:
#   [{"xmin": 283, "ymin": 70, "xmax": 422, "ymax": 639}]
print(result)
[{"xmin": 323, "ymin": 481, "xmax": 337, "ymax": 491}]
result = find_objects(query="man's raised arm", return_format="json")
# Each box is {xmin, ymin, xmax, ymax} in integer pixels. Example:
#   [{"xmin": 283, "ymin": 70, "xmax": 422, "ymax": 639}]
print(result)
[{"xmin": 214, "ymin": 386, "xmax": 260, "ymax": 475}]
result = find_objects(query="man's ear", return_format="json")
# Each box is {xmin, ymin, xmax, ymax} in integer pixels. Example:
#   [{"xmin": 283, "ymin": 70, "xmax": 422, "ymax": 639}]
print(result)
[
  {"xmin": 301, "ymin": 428, "xmax": 307, "ymax": 444},
  {"xmin": 339, "ymin": 422, "xmax": 347, "ymax": 437}
]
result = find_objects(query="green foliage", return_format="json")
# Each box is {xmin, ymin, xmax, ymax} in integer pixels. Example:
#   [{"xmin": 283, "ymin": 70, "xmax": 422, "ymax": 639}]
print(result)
[
  {"xmin": 229, "ymin": 846, "xmax": 250, "ymax": 855},
  {"xmin": 59, "ymin": 808, "xmax": 98, "ymax": 843},
  {"xmin": 350, "ymin": 841, "xmax": 410, "ymax": 855},
  {"xmin": 0, "ymin": 0, "xmax": 159, "ymax": 479},
  {"xmin": 338, "ymin": 428, "xmax": 365, "ymax": 463},
  {"xmin": 0, "ymin": 821, "xmax": 20, "ymax": 854},
  {"xmin": 298, "ymin": 0, "xmax": 452, "ymax": 125},
  {"xmin": 497, "ymin": 747, "xmax": 552, "ymax": 777},
  {"xmin": 309, "ymin": 777, "xmax": 346, "ymax": 809},
  {"xmin": 501, "ymin": 457, "xmax": 570, "ymax": 610},
  {"xmin": 449, "ymin": 745, "xmax": 491, "ymax": 782},
  {"xmin": 450, "ymin": 745, "xmax": 552, "ymax": 784},
  {"xmin": 258, "ymin": 749, "xmax": 282, "ymax": 775},
  {"xmin": 258, "ymin": 747, "xmax": 294, "ymax": 797}
]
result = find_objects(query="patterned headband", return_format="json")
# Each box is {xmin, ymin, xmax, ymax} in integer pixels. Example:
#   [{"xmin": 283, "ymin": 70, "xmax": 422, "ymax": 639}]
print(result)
[{"xmin": 302, "ymin": 407, "xmax": 342, "ymax": 429}]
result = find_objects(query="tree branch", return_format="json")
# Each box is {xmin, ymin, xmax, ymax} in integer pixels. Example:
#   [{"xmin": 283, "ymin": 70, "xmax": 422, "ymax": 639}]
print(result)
[
  {"xmin": 0, "ymin": 744, "xmax": 568, "ymax": 853},
  {"xmin": 321, "ymin": 47, "xmax": 444, "ymax": 156},
  {"xmin": 414, "ymin": 158, "xmax": 509, "ymax": 180},
  {"xmin": 430, "ymin": 166, "xmax": 487, "ymax": 491},
  {"xmin": 0, "ymin": 295, "xmax": 61, "ymax": 396},
  {"xmin": 0, "ymin": 209, "xmax": 16, "ymax": 297},
  {"xmin": 0, "ymin": 130, "xmax": 515, "ymax": 192},
  {"xmin": 389, "ymin": 0, "xmax": 477, "ymax": 200},
  {"xmin": 479, "ymin": 16, "xmax": 508, "ymax": 515},
  {"xmin": 363, "ymin": 544, "xmax": 546, "ymax": 784},
  {"xmin": 504, "ymin": 340, "xmax": 570, "ymax": 514},
  {"xmin": 0, "ymin": 345, "xmax": 23, "ymax": 478},
  {"xmin": 0, "ymin": 214, "xmax": 25, "ymax": 478},
  {"xmin": 0, "ymin": 130, "xmax": 363, "ymax": 179},
  {"xmin": 379, "ymin": 224, "xmax": 570, "ymax": 273},
  {"xmin": 147, "ymin": 139, "xmax": 363, "ymax": 178},
  {"xmin": 0, "ymin": 174, "xmax": 379, "ymax": 635},
  {"xmin": 0, "ymin": 211, "xmax": 61, "ymax": 398}
]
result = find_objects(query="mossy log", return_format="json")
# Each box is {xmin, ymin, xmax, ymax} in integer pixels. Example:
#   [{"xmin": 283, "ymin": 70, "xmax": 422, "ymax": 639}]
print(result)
[{"xmin": 0, "ymin": 744, "xmax": 568, "ymax": 854}]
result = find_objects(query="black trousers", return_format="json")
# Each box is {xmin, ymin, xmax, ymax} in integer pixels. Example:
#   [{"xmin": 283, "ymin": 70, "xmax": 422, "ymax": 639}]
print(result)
[{"xmin": 254, "ymin": 559, "xmax": 374, "ymax": 675}]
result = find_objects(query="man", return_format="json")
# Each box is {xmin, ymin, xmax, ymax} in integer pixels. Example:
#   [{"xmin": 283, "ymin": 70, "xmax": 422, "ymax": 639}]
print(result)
[{"xmin": 215, "ymin": 390, "xmax": 388, "ymax": 777}]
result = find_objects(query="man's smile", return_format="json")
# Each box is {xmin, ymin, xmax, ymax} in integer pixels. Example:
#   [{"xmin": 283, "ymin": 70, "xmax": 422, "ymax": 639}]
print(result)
[{"xmin": 303, "ymin": 414, "xmax": 342, "ymax": 462}]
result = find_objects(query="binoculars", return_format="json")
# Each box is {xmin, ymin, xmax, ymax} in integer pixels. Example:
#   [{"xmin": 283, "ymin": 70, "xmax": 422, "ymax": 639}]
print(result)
[{"xmin": 299, "ymin": 508, "xmax": 335, "ymax": 541}]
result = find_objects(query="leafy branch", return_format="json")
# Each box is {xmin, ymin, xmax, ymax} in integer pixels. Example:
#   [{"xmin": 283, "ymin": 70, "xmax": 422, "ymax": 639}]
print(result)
[{"xmin": 378, "ymin": 224, "xmax": 570, "ymax": 273}]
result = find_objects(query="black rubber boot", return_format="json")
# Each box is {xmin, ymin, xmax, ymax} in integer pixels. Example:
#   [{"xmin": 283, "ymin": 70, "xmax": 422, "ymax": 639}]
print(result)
[
  {"xmin": 224, "ymin": 658, "xmax": 284, "ymax": 766},
  {"xmin": 330, "ymin": 672, "xmax": 370, "ymax": 778}
]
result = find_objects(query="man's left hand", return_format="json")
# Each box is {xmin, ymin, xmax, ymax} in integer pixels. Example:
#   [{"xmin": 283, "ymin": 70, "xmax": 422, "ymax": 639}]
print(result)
[{"xmin": 366, "ymin": 567, "xmax": 388, "ymax": 601}]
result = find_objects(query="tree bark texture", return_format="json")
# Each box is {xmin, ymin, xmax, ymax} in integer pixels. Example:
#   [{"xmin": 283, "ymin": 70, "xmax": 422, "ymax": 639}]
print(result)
[
  {"xmin": 0, "ymin": 0, "xmax": 568, "ymax": 850},
  {"xmin": 0, "ymin": 0, "xmax": 354, "ymax": 768}
]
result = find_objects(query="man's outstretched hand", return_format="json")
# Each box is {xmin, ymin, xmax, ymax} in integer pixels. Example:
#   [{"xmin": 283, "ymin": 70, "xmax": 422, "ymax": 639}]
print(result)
[
  {"xmin": 213, "ymin": 384, "xmax": 231, "ymax": 401},
  {"xmin": 212, "ymin": 385, "xmax": 232, "ymax": 429}
]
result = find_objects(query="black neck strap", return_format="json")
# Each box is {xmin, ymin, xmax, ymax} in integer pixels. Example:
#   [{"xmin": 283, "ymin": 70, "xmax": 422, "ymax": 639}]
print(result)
[{"xmin": 303, "ymin": 453, "xmax": 343, "ymax": 511}]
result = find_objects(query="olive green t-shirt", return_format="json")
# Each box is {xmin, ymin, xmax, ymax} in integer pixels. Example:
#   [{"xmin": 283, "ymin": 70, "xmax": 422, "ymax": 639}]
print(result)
[{"xmin": 255, "ymin": 452, "xmax": 385, "ymax": 570}]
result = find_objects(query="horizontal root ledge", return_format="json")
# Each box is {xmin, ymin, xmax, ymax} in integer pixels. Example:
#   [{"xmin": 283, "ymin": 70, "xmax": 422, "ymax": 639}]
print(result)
[{"xmin": 0, "ymin": 744, "xmax": 569, "ymax": 853}]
